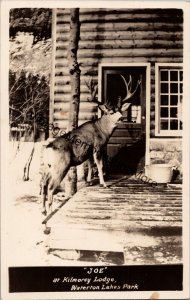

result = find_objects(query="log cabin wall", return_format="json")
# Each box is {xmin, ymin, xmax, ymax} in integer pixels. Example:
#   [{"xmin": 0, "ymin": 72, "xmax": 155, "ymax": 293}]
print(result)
[{"xmin": 51, "ymin": 8, "xmax": 183, "ymax": 176}]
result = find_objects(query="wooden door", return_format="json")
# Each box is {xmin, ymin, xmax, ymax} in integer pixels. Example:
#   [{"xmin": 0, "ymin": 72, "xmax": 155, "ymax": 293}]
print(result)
[{"xmin": 101, "ymin": 66, "xmax": 146, "ymax": 174}]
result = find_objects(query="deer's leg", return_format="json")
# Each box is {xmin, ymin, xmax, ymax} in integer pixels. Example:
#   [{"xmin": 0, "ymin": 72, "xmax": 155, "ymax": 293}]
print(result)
[
  {"xmin": 40, "ymin": 169, "xmax": 48, "ymax": 215},
  {"xmin": 41, "ymin": 183, "xmax": 48, "ymax": 215},
  {"xmin": 86, "ymin": 158, "xmax": 93, "ymax": 185},
  {"xmin": 47, "ymin": 185, "xmax": 54, "ymax": 214},
  {"xmin": 47, "ymin": 152, "xmax": 71, "ymax": 213},
  {"xmin": 93, "ymin": 152, "xmax": 107, "ymax": 188}
]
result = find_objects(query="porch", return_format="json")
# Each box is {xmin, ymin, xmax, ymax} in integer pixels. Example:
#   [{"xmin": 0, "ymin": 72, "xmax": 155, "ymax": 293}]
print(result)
[{"xmin": 46, "ymin": 176, "xmax": 182, "ymax": 265}]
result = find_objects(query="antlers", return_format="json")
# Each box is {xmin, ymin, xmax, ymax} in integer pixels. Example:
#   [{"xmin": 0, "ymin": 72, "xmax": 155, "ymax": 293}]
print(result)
[
  {"xmin": 85, "ymin": 77, "xmax": 98, "ymax": 102},
  {"xmin": 86, "ymin": 75, "xmax": 141, "ymax": 113},
  {"xmin": 86, "ymin": 77, "xmax": 113, "ymax": 112},
  {"xmin": 120, "ymin": 74, "xmax": 141, "ymax": 103}
]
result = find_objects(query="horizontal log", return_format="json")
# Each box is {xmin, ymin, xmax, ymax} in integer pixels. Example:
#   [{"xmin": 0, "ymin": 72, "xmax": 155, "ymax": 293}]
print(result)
[
  {"xmin": 56, "ymin": 9, "xmax": 182, "ymax": 19},
  {"xmin": 54, "ymin": 68, "xmax": 70, "ymax": 76},
  {"xmin": 56, "ymin": 22, "xmax": 183, "ymax": 33},
  {"xmin": 56, "ymin": 13, "xmax": 183, "ymax": 25},
  {"xmin": 53, "ymin": 119, "xmax": 89, "ymax": 129},
  {"xmin": 57, "ymin": 8, "xmax": 183, "ymax": 16},
  {"xmin": 80, "ymin": 56, "xmax": 183, "ymax": 65},
  {"xmin": 53, "ymin": 95, "xmax": 90, "ymax": 103},
  {"xmin": 54, "ymin": 111, "xmax": 95, "ymax": 121},
  {"xmin": 56, "ymin": 31, "xmax": 183, "ymax": 43},
  {"xmin": 54, "ymin": 101, "xmax": 98, "ymax": 112},
  {"xmin": 57, "ymin": 69, "xmax": 97, "ymax": 77},
  {"xmin": 55, "ymin": 76, "xmax": 71, "ymax": 89},
  {"xmin": 53, "ymin": 92, "xmax": 97, "ymax": 101},
  {"xmin": 55, "ymin": 48, "xmax": 183, "ymax": 59},
  {"xmin": 54, "ymin": 57, "xmax": 183, "ymax": 68},
  {"xmin": 56, "ymin": 9, "xmax": 182, "ymax": 15},
  {"xmin": 54, "ymin": 75, "xmax": 98, "ymax": 84},
  {"xmin": 56, "ymin": 40, "xmax": 182, "ymax": 50},
  {"xmin": 54, "ymin": 94, "xmax": 97, "ymax": 102},
  {"xmin": 53, "ymin": 93, "xmax": 94, "ymax": 102},
  {"xmin": 54, "ymin": 83, "xmax": 92, "ymax": 93},
  {"xmin": 88, "ymin": 23, "xmax": 183, "ymax": 32},
  {"xmin": 55, "ymin": 62, "xmax": 68, "ymax": 68},
  {"xmin": 80, "ymin": 30, "xmax": 183, "ymax": 40}
]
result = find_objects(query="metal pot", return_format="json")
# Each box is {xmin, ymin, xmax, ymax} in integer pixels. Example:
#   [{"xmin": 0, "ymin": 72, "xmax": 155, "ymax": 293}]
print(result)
[{"xmin": 145, "ymin": 164, "xmax": 174, "ymax": 183}]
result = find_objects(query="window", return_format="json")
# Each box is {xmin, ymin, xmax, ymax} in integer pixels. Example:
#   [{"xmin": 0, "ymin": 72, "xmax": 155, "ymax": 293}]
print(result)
[{"xmin": 155, "ymin": 64, "xmax": 183, "ymax": 136}]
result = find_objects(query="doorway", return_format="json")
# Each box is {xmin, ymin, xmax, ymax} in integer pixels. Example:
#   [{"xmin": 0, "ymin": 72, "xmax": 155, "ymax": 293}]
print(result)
[{"xmin": 99, "ymin": 64, "xmax": 148, "ymax": 175}]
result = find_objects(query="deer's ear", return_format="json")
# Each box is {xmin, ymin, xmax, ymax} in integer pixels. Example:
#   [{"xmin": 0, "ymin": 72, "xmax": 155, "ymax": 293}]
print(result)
[
  {"xmin": 121, "ymin": 102, "xmax": 131, "ymax": 112},
  {"xmin": 98, "ymin": 104, "xmax": 109, "ymax": 114}
]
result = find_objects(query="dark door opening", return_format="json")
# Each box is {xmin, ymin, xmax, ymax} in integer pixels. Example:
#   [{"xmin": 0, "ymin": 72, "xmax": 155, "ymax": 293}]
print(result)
[{"xmin": 101, "ymin": 66, "xmax": 146, "ymax": 175}]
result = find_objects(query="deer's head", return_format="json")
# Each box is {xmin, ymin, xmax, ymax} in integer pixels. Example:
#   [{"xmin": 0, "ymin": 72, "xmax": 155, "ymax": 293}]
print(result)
[
  {"xmin": 87, "ymin": 74, "xmax": 141, "ymax": 124},
  {"xmin": 94, "ymin": 75, "xmax": 141, "ymax": 125}
]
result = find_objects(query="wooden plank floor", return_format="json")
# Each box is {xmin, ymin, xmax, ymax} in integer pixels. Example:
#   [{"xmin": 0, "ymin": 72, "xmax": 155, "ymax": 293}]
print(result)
[{"xmin": 47, "ymin": 177, "xmax": 182, "ymax": 265}]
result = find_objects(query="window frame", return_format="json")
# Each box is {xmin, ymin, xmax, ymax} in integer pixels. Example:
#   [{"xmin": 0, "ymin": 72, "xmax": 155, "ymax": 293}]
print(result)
[{"xmin": 155, "ymin": 63, "xmax": 183, "ymax": 137}]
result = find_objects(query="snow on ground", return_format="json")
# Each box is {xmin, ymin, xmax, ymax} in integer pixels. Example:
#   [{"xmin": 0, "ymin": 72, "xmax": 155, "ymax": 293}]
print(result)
[{"xmin": 6, "ymin": 142, "xmax": 100, "ymax": 266}]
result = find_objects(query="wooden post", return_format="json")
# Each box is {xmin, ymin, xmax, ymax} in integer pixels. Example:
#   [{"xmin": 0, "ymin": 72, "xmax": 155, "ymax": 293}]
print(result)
[
  {"xmin": 49, "ymin": 8, "xmax": 57, "ymax": 137},
  {"xmin": 65, "ymin": 8, "xmax": 81, "ymax": 197}
]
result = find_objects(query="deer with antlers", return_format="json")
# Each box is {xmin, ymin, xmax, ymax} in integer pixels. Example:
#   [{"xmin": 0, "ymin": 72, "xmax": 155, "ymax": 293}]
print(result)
[{"xmin": 41, "ymin": 75, "xmax": 141, "ymax": 215}]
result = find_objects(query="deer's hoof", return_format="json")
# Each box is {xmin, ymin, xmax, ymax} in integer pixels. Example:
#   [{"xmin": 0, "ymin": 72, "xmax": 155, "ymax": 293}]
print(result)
[
  {"xmin": 44, "ymin": 227, "xmax": 51, "ymax": 235},
  {"xmin": 87, "ymin": 181, "xmax": 93, "ymax": 186},
  {"xmin": 99, "ymin": 184, "xmax": 107, "ymax": 188}
]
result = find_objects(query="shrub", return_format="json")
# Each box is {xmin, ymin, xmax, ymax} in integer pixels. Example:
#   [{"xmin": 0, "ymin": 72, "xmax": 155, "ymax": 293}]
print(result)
[{"xmin": 9, "ymin": 70, "xmax": 50, "ymax": 141}]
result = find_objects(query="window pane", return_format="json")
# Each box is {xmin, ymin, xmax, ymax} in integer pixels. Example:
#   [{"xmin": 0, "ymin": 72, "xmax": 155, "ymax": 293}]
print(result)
[
  {"xmin": 170, "ymin": 107, "xmax": 177, "ymax": 118},
  {"xmin": 170, "ymin": 119, "xmax": 178, "ymax": 130},
  {"xmin": 161, "ymin": 95, "xmax": 168, "ymax": 105},
  {"xmin": 180, "ymin": 83, "xmax": 183, "ymax": 93},
  {"xmin": 161, "ymin": 107, "xmax": 168, "ymax": 117},
  {"xmin": 158, "ymin": 67, "xmax": 183, "ymax": 134},
  {"xmin": 170, "ymin": 70, "xmax": 178, "ymax": 81},
  {"xmin": 170, "ymin": 83, "xmax": 178, "ymax": 93},
  {"xmin": 160, "ymin": 119, "xmax": 169, "ymax": 130},
  {"xmin": 170, "ymin": 95, "xmax": 178, "ymax": 105},
  {"xmin": 180, "ymin": 71, "xmax": 183, "ymax": 81},
  {"xmin": 161, "ymin": 83, "xmax": 168, "ymax": 93},
  {"xmin": 160, "ymin": 70, "xmax": 168, "ymax": 81}
]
